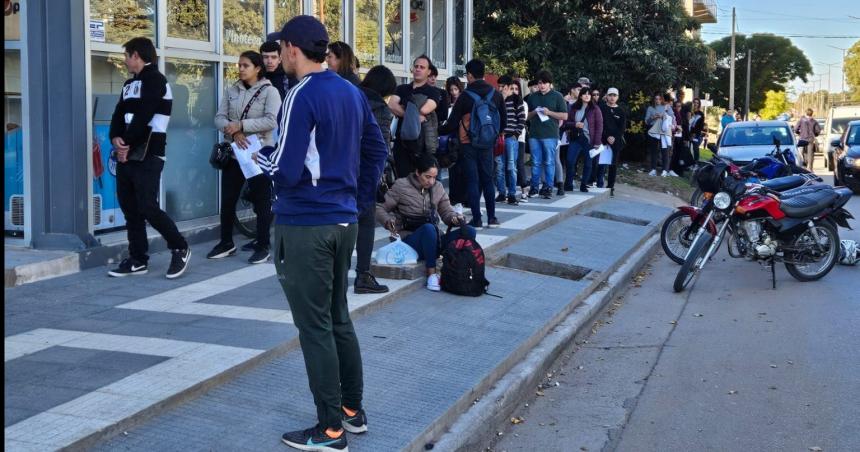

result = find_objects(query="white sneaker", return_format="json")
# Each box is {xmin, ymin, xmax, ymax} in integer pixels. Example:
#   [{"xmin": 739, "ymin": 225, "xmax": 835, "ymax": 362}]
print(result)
[
  {"xmin": 668, "ymin": 170, "xmax": 679, "ymax": 177},
  {"xmin": 426, "ymin": 273, "xmax": 441, "ymax": 291},
  {"xmin": 648, "ymin": 170, "xmax": 657, "ymax": 176},
  {"xmin": 661, "ymin": 170, "xmax": 669, "ymax": 177}
]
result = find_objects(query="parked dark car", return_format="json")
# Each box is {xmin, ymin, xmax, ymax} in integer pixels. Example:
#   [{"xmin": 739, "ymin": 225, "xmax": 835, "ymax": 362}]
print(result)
[{"xmin": 833, "ymin": 119, "xmax": 860, "ymax": 194}]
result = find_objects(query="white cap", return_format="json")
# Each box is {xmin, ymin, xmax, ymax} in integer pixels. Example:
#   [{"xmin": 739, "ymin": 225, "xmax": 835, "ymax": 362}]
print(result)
[{"xmin": 607, "ymin": 87, "xmax": 619, "ymax": 96}]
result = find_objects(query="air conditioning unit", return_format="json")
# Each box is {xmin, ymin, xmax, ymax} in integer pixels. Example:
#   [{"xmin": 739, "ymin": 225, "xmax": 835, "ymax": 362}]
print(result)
[
  {"xmin": 93, "ymin": 194, "xmax": 102, "ymax": 226},
  {"xmin": 10, "ymin": 195, "xmax": 24, "ymax": 227},
  {"xmin": 5, "ymin": 195, "xmax": 106, "ymax": 231}
]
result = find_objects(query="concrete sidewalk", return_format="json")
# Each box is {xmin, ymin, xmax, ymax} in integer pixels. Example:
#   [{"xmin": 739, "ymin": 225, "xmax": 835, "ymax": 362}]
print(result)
[{"xmin": 4, "ymin": 189, "xmax": 671, "ymax": 451}]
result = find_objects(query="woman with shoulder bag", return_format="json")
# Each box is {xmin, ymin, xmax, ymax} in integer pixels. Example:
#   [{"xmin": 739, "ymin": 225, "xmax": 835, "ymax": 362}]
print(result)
[
  {"xmin": 353, "ymin": 65, "xmax": 397, "ymax": 294},
  {"xmin": 561, "ymin": 88, "xmax": 603, "ymax": 193},
  {"xmin": 209, "ymin": 50, "xmax": 282, "ymax": 264},
  {"xmin": 376, "ymin": 154, "xmax": 476, "ymax": 292}
]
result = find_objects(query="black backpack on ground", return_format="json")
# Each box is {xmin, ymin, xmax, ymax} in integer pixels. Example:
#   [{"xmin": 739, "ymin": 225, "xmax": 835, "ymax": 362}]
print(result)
[{"xmin": 440, "ymin": 228, "xmax": 490, "ymax": 296}]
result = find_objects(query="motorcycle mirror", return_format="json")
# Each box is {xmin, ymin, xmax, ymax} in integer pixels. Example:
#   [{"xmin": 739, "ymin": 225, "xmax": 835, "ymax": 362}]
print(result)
[{"xmin": 772, "ymin": 136, "xmax": 781, "ymax": 147}]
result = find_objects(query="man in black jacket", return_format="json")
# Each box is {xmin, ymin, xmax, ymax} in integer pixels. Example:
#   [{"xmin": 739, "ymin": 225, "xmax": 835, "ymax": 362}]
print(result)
[
  {"xmin": 260, "ymin": 40, "xmax": 289, "ymax": 101},
  {"xmin": 599, "ymin": 87, "xmax": 627, "ymax": 196},
  {"xmin": 108, "ymin": 37, "xmax": 190, "ymax": 279},
  {"xmin": 439, "ymin": 59, "xmax": 507, "ymax": 228}
]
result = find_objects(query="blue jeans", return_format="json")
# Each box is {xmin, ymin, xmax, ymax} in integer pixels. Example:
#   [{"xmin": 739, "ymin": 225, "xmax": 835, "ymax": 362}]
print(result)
[
  {"xmin": 529, "ymin": 138, "xmax": 558, "ymax": 192},
  {"xmin": 495, "ymin": 137, "xmax": 519, "ymax": 197},
  {"xmin": 461, "ymin": 144, "xmax": 496, "ymax": 223},
  {"xmin": 565, "ymin": 135, "xmax": 592, "ymax": 190},
  {"xmin": 403, "ymin": 224, "xmax": 477, "ymax": 269}
]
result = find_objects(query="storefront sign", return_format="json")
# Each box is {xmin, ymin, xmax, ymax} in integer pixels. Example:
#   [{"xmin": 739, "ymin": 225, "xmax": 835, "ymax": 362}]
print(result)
[
  {"xmin": 225, "ymin": 28, "xmax": 262, "ymax": 47},
  {"xmin": 4, "ymin": 0, "xmax": 21, "ymax": 40},
  {"xmin": 89, "ymin": 20, "xmax": 105, "ymax": 42}
]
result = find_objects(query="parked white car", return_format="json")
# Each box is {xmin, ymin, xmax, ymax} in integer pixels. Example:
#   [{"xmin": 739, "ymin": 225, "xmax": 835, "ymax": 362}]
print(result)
[{"xmin": 717, "ymin": 120, "xmax": 802, "ymax": 166}]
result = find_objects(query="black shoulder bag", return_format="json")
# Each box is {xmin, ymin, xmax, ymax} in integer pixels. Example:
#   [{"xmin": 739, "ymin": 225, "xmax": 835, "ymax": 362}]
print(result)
[{"xmin": 210, "ymin": 85, "xmax": 268, "ymax": 170}]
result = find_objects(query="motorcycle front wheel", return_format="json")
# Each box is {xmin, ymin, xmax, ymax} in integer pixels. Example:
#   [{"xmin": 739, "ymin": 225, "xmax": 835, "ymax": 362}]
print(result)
[
  {"xmin": 661, "ymin": 210, "xmax": 696, "ymax": 265},
  {"xmin": 674, "ymin": 231, "xmax": 714, "ymax": 293},
  {"xmin": 784, "ymin": 221, "xmax": 839, "ymax": 282}
]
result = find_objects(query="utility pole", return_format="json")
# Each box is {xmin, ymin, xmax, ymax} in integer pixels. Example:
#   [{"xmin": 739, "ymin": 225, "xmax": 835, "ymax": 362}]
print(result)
[
  {"xmin": 729, "ymin": 7, "xmax": 736, "ymax": 111},
  {"xmin": 745, "ymin": 49, "xmax": 752, "ymax": 120},
  {"xmin": 827, "ymin": 45, "xmax": 848, "ymax": 94}
]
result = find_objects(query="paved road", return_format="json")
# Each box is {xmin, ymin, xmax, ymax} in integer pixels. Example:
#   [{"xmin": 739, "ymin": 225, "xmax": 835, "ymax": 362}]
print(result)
[{"xmin": 491, "ymin": 168, "xmax": 860, "ymax": 451}]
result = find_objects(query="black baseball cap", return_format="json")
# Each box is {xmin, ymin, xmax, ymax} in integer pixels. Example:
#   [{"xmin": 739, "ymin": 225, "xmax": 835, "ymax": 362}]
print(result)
[{"xmin": 266, "ymin": 15, "xmax": 329, "ymax": 54}]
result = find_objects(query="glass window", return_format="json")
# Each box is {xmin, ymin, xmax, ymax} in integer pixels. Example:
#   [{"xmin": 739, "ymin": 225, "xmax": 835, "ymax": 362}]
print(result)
[
  {"xmin": 410, "ymin": 1, "xmax": 428, "ymax": 63},
  {"xmin": 384, "ymin": 0, "xmax": 403, "ymax": 65},
  {"xmin": 274, "ymin": 0, "xmax": 302, "ymax": 30},
  {"xmin": 4, "ymin": 51, "xmax": 24, "ymax": 232},
  {"xmin": 223, "ymin": 0, "xmax": 265, "ymax": 56},
  {"xmin": 4, "ymin": 1, "xmax": 21, "ymax": 40},
  {"xmin": 431, "ymin": 0, "xmax": 446, "ymax": 69},
  {"xmin": 453, "ymin": 0, "xmax": 465, "ymax": 74},
  {"xmin": 91, "ymin": 54, "xmax": 130, "ymax": 230},
  {"xmin": 164, "ymin": 59, "xmax": 219, "ymax": 221},
  {"xmin": 313, "ymin": 0, "xmax": 342, "ymax": 42},
  {"xmin": 355, "ymin": 0, "xmax": 381, "ymax": 68},
  {"xmin": 167, "ymin": 0, "xmax": 210, "ymax": 42},
  {"xmin": 89, "ymin": 0, "xmax": 156, "ymax": 45},
  {"xmin": 223, "ymin": 63, "xmax": 240, "ymax": 88}
]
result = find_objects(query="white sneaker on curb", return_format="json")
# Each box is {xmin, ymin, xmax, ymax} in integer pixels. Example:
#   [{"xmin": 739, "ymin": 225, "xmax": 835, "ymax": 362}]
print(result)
[
  {"xmin": 648, "ymin": 170, "xmax": 657, "ymax": 176},
  {"xmin": 427, "ymin": 274, "xmax": 441, "ymax": 291},
  {"xmin": 668, "ymin": 170, "xmax": 679, "ymax": 177},
  {"xmin": 661, "ymin": 170, "xmax": 669, "ymax": 177}
]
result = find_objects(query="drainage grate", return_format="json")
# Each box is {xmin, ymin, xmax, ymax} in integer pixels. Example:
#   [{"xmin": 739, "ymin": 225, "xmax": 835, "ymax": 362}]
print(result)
[
  {"xmin": 583, "ymin": 211, "xmax": 650, "ymax": 226},
  {"xmin": 497, "ymin": 253, "xmax": 593, "ymax": 281}
]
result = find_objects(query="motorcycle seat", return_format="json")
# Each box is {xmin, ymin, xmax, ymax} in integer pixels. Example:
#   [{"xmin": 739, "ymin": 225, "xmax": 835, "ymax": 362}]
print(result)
[
  {"xmin": 780, "ymin": 190, "xmax": 839, "ymax": 218},
  {"xmin": 834, "ymin": 187, "xmax": 853, "ymax": 210},
  {"xmin": 762, "ymin": 175, "xmax": 806, "ymax": 192},
  {"xmin": 780, "ymin": 184, "xmax": 832, "ymax": 199}
]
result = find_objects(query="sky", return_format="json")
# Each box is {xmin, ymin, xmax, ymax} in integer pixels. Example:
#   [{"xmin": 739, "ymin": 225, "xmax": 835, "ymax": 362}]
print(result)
[{"xmin": 699, "ymin": 0, "xmax": 859, "ymax": 97}]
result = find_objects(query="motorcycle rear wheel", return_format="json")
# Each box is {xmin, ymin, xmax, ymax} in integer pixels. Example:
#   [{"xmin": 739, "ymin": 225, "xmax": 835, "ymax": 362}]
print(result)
[
  {"xmin": 784, "ymin": 221, "xmax": 839, "ymax": 282},
  {"xmin": 674, "ymin": 231, "xmax": 714, "ymax": 293},
  {"xmin": 661, "ymin": 210, "xmax": 695, "ymax": 265}
]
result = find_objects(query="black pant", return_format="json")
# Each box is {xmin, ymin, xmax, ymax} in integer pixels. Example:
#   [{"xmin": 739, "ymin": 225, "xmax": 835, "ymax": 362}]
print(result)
[
  {"xmin": 461, "ymin": 144, "xmax": 496, "ymax": 222},
  {"xmin": 516, "ymin": 141, "xmax": 528, "ymax": 188},
  {"xmin": 274, "ymin": 223, "xmax": 362, "ymax": 430},
  {"xmin": 647, "ymin": 136, "xmax": 670, "ymax": 171},
  {"xmin": 355, "ymin": 208, "xmax": 375, "ymax": 274},
  {"xmin": 219, "ymin": 158, "xmax": 273, "ymax": 247},
  {"xmin": 116, "ymin": 156, "xmax": 187, "ymax": 263},
  {"xmin": 448, "ymin": 160, "xmax": 467, "ymax": 206}
]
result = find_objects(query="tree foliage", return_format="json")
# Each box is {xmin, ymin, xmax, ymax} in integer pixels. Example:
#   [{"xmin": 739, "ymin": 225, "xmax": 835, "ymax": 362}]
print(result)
[
  {"xmin": 846, "ymin": 39, "xmax": 860, "ymax": 102},
  {"xmin": 702, "ymin": 33, "xmax": 812, "ymax": 113},
  {"xmin": 473, "ymin": 0, "xmax": 710, "ymax": 96},
  {"xmin": 758, "ymin": 90, "xmax": 788, "ymax": 120}
]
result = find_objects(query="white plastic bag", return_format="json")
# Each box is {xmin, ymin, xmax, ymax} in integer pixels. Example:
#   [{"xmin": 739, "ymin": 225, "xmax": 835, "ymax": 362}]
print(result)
[{"xmin": 375, "ymin": 235, "xmax": 418, "ymax": 265}]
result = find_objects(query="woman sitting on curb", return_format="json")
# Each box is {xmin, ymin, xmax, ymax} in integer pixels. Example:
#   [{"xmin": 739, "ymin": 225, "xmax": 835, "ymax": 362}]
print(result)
[{"xmin": 376, "ymin": 154, "xmax": 476, "ymax": 291}]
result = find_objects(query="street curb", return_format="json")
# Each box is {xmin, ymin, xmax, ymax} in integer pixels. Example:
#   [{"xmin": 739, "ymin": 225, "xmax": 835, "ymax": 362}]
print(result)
[
  {"xmin": 426, "ymin": 234, "xmax": 662, "ymax": 452},
  {"xmin": 62, "ymin": 192, "xmax": 610, "ymax": 451},
  {"xmin": 4, "ymin": 253, "xmax": 80, "ymax": 289}
]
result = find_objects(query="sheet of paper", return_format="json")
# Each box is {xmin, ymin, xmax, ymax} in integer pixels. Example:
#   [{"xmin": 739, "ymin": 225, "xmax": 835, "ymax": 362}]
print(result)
[
  {"xmin": 232, "ymin": 134, "xmax": 264, "ymax": 179},
  {"xmin": 599, "ymin": 146, "xmax": 613, "ymax": 165},
  {"xmin": 536, "ymin": 108, "xmax": 550, "ymax": 122}
]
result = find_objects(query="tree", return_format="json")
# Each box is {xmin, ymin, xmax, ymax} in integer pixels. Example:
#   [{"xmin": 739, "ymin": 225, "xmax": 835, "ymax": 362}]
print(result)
[
  {"xmin": 702, "ymin": 33, "xmax": 812, "ymax": 113},
  {"xmin": 758, "ymin": 90, "xmax": 788, "ymax": 120},
  {"xmin": 473, "ymin": 0, "xmax": 710, "ymax": 97},
  {"xmin": 845, "ymin": 39, "xmax": 860, "ymax": 102}
]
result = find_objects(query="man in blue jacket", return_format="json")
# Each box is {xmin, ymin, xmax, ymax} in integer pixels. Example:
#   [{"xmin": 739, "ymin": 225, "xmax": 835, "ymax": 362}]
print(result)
[{"xmin": 256, "ymin": 15, "xmax": 388, "ymax": 452}]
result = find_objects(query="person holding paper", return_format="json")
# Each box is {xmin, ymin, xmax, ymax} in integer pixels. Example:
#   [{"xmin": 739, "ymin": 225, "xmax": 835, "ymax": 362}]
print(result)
[
  {"xmin": 210, "ymin": 50, "xmax": 282, "ymax": 264},
  {"xmin": 525, "ymin": 70, "xmax": 568, "ymax": 199},
  {"xmin": 598, "ymin": 87, "xmax": 627, "ymax": 196},
  {"xmin": 561, "ymin": 88, "xmax": 603, "ymax": 193}
]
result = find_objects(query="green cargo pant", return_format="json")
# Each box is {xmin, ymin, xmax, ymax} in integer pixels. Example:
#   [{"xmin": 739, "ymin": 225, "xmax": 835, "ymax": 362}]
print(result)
[{"xmin": 273, "ymin": 223, "xmax": 363, "ymax": 430}]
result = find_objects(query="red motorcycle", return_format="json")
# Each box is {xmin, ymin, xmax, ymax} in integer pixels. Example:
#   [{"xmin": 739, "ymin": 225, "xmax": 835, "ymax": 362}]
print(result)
[{"xmin": 673, "ymin": 166, "xmax": 854, "ymax": 293}]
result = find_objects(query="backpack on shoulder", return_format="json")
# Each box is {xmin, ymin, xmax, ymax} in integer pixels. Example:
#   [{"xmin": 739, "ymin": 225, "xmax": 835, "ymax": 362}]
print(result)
[
  {"xmin": 440, "ymin": 228, "xmax": 490, "ymax": 296},
  {"xmin": 464, "ymin": 90, "xmax": 501, "ymax": 150}
]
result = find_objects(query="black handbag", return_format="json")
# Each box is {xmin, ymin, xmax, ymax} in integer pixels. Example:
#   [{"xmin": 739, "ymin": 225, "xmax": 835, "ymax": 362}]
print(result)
[{"xmin": 209, "ymin": 141, "xmax": 233, "ymax": 169}]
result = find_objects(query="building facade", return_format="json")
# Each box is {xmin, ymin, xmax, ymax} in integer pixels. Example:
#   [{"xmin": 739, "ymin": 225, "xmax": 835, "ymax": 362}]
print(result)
[{"xmin": 4, "ymin": 0, "xmax": 472, "ymax": 250}]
